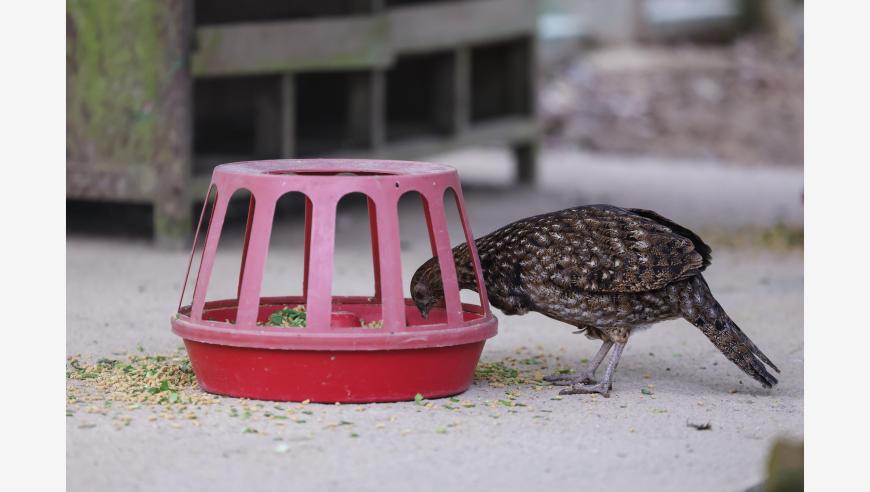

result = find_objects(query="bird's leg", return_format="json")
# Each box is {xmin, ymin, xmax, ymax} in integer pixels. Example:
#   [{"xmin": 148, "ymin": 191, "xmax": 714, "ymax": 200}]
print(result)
[
  {"xmin": 559, "ymin": 342, "xmax": 626, "ymax": 397},
  {"xmin": 579, "ymin": 340, "xmax": 614, "ymax": 382},
  {"xmin": 544, "ymin": 340, "xmax": 613, "ymax": 385}
]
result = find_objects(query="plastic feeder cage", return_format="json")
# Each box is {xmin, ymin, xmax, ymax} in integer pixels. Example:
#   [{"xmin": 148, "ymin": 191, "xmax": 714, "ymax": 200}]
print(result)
[{"xmin": 171, "ymin": 159, "xmax": 498, "ymax": 403}]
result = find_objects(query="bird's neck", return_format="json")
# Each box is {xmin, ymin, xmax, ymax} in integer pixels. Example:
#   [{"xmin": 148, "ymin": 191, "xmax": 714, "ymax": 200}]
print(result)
[{"xmin": 451, "ymin": 243, "xmax": 480, "ymax": 292}]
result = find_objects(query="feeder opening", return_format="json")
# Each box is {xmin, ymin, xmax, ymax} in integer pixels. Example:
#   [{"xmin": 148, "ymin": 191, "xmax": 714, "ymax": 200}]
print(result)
[
  {"xmin": 201, "ymin": 188, "xmax": 255, "ymax": 322},
  {"xmin": 332, "ymin": 192, "xmax": 379, "ymax": 311},
  {"xmin": 444, "ymin": 187, "xmax": 485, "ymax": 309},
  {"xmin": 260, "ymin": 192, "xmax": 308, "ymax": 299},
  {"xmin": 397, "ymin": 191, "xmax": 433, "ymax": 326},
  {"xmin": 179, "ymin": 185, "xmax": 217, "ymax": 311}
]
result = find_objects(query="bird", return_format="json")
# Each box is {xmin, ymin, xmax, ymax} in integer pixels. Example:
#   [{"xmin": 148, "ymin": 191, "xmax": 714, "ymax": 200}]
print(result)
[{"xmin": 410, "ymin": 204, "xmax": 779, "ymax": 397}]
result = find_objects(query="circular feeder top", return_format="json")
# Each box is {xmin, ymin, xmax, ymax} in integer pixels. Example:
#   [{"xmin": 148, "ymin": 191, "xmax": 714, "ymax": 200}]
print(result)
[
  {"xmin": 216, "ymin": 159, "xmax": 456, "ymax": 176},
  {"xmin": 174, "ymin": 159, "xmax": 496, "ymax": 351},
  {"xmin": 208, "ymin": 159, "xmax": 462, "ymax": 200}
]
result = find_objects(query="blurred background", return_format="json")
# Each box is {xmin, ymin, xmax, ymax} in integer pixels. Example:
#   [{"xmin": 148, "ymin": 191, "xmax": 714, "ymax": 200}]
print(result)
[
  {"xmin": 66, "ymin": 0, "xmax": 803, "ymax": 246},
  {"xmin": 66, "ymin": 2, "xmax": 803, "ymax": 490}
]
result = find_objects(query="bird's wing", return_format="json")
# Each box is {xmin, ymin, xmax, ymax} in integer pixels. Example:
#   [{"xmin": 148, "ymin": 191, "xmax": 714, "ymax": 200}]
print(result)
[{"xmin": 496, "ymin": 205, "xmax": 710, "ymax": 294}]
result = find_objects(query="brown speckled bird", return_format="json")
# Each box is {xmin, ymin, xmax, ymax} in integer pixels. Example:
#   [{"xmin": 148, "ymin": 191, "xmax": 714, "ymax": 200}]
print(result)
[{"xmin": 411, "ymin": 205, "xmax": 779, "ymax": 396}]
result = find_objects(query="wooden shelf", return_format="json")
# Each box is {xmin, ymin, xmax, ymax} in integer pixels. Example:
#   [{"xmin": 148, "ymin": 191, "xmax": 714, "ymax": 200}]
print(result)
[
  {"xmin": 192, "ymin": 0, "xmax": 536, "ymax": 77},
  {"xmin": 67, "ymin": 161, "xmax": 158, "ymax": 203},
  {"xmin": 192, "ymin": 15, "xmax": 391, "ymax": 77},
  {"xmin": 389, "ymin": 0, "xmax": 536, "ymax": 54}
]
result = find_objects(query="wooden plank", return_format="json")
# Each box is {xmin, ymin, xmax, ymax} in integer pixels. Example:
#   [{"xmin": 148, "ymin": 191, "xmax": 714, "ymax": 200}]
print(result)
[
  {"xmin": 192, "ymin": 16, "xmax": 391, "ymax": 76},
  {"xmin": 67, "ymin": 162, "xmax": 158, "ymax": 203},
  {"xmin": 389, "ymin": 0, "xmax": 537, "ymax": 54},
  {"xmin": 331, "ymin": 116, "xmax": 538, "ymax": 161}
]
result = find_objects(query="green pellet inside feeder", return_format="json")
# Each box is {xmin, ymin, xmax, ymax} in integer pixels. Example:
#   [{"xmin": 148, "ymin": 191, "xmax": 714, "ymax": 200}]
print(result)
[
  {"xmin": 263, "ymin": 305, "xmax": 384, "ymax": 329},
  {"xmin": 267, "ymin": 305, "xmax": 307, "ymax": 327}
]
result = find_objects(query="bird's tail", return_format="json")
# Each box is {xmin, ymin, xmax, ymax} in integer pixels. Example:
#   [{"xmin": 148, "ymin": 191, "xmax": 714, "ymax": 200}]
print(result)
[{"xmin": 679, "ymin": 275, "xmax": 780, "ymax": 388}]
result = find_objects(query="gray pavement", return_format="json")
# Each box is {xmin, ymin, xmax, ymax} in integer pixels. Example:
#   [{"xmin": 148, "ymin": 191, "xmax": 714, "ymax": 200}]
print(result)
[{"xmin": 67, "ymin": 148, "xmax": 803, "ymax": 491}]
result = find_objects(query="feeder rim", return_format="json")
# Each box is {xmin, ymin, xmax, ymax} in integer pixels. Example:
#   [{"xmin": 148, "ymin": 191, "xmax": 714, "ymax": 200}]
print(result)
[
  {"xmin": 213, "ymin": 159, "xmax": 457, "ymax": 177},
  {"xmin": 172, "ymin": 312, "xmax": 497, "ymax": 351},
  {"xmin": 174, "ymin": 296, "xmax": 497, "ymax": 351}
]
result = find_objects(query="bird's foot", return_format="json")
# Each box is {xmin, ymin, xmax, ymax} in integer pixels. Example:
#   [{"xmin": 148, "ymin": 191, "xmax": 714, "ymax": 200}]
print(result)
[
  {"xmin": 543, "ymin": 372, "xmax": 596, "ymax": 386},
  {"xmin": 558, "ymin": 381, "xmax": 612, "ymax": 398}
]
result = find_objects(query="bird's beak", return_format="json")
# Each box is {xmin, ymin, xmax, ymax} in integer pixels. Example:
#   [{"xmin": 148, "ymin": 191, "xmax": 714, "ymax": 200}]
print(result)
[{"xmin": 420, "ymin": 308, "xmax": 429, "ymax": 320}]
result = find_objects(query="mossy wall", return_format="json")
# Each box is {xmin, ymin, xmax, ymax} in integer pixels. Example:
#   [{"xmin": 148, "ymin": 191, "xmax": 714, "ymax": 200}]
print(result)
[
  {"xmin": 67, "ymin": 0, "xmax": 179, "ymax": 165},
  {"xmin": 67, "ymin": 0, "xmax": 192, "ymax": 245}
]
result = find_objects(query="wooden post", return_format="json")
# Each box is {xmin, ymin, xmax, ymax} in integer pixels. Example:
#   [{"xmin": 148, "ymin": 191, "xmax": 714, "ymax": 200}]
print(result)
[
  {"xmin": 453, "ymin": 47, "xmax": 471, "ymax": 136},
  {"xmin": 348, "ymin": 71, "xmax": 385, "ymax": 150},
  {"xmin": 370, "ymin": 70, "xmax": 386, "ymax": 151},
  {"xmin": 66, "ymin": 0, "xmax": 195, "ymax": 247},
  {"xmin": 512, "ymin": 36, "xmax": 538, "ymax": 185},
  {"xmin": 254, "ymin": 87, "xmax": 282, "ymax": 158},
  {"xmin": 429, "ymin": 52, "xmax": 456, "ymax": 135},
  {"xmin": 280, "ymin": 74, "xmax": 296, "ymax": 158},
  {"xmin": 513, "ymin": 141, "xmax": 538, "ymax": 185},
  {"xmin": 153, "ymin": 0, "xmax": 194, "ymax": 248}
]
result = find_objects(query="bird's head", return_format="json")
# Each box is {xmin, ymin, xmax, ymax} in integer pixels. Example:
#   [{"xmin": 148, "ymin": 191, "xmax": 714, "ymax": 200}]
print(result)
[{"xmin": 410, "ymin": 256, "xmax": 444, "ymax": 319}]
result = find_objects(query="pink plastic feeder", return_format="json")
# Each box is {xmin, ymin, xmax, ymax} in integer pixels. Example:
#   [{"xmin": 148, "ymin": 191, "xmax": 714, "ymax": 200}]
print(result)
[{"xmin": 171, "ymin": 159, "xmax": 497, "ymax": 403}]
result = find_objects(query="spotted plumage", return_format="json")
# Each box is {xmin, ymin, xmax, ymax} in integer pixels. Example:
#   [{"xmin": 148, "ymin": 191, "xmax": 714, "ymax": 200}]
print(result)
[{"xmin": 411, "ymin": 205, "xmax": 779, "ymax": 396}]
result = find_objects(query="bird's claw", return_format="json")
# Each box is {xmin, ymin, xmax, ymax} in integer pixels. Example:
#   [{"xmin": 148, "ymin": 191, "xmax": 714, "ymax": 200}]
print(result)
[
  {"xmin": 558, "ymin": 382, "xmax": 612, "ymax": 397},
  {"xmin": 543, "ymin": 373, "xmax": 596, "ymax": 386}
]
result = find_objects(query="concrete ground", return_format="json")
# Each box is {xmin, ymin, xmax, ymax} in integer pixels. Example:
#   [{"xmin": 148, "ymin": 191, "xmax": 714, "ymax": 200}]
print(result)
[{"xmin": 67, "ymin": 148, "xmax": 803, "ymax": 492}]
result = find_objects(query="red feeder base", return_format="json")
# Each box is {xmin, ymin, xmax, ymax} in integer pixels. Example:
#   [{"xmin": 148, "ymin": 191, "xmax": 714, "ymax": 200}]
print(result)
[
  {"xmin": 183, "ymin": 339, "xmax": 486, "ymax": 403},
  {"xmin": 173, "ymin": 297, "xmax": 497, "ymax": 403}
]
